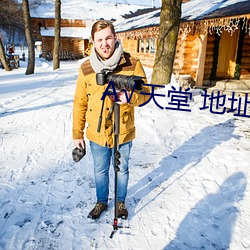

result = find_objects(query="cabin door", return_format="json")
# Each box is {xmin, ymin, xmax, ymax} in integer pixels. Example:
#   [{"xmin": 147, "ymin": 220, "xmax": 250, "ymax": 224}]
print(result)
[{"xmin": 216, "ymin": 30, "xmax": 239, "ymax": 79}]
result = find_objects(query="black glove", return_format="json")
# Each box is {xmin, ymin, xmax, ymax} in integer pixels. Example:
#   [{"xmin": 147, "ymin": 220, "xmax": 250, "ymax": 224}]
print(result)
[{"xmin": 72, "ymin": 146, "xmax": 86, "ymax": 162}]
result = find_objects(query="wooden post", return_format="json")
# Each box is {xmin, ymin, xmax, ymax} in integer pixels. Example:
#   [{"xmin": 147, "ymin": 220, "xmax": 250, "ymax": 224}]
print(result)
[{"xmin": 195, "ymin": 33, "xmax": 207, "ymax": 87}]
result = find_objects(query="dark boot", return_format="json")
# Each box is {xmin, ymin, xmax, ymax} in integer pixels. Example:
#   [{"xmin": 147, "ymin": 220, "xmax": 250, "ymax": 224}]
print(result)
[
  {"xmin": 117, "ymin": 202, "xmax": 128, "ymax": 219},
  {"xmin": 87, "ymin": 202, "xmax": 108, "ymax": 220}
]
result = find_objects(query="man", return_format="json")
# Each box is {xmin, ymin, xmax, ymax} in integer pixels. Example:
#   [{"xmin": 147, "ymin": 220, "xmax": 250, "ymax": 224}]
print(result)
[{"xmin": 72, "ymin": 20, "xmax": 149, "ymax": 220}]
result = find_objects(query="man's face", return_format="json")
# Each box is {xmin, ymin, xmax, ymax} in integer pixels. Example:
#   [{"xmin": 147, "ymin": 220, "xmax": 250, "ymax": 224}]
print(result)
[{"xmin": 93, "ymin": 27, "xmax": 117, "ymax": 60}]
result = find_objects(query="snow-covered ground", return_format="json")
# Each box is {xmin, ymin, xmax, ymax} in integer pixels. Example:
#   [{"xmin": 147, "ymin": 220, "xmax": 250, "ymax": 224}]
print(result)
[{"xmin": 0, "ymin": 49, "xmax": 250, "ymax": 250}]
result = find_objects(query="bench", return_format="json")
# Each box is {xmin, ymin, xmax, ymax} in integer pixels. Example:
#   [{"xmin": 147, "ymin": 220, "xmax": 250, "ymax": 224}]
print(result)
[
  {"xmin": 9, "ymin": 54, "xmax": 20, "ymax": 69},
  {"xmin": 0, "ymin": 54, "xmax": 20, "ymax": 69},
  {"xmin": 46, "ymin": 51, "xmax": 75, "ymax": 61}
]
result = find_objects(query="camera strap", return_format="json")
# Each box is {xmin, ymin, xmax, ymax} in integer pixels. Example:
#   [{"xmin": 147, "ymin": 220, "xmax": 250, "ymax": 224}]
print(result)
[
  {"xmin": 97, "ymin": 97, "xmax": 115, "ymax": 133},
  {"xmin": 107, "ymin": 103, "xmax": 115, "ymax": 121}
]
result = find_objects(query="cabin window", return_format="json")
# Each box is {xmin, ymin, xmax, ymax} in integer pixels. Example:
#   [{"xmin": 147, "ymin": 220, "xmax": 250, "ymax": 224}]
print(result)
[
  {"xmin": 137, "ymin": 38, "xmax": 156, "ymax": 54},
  {"xmin": 150, "ymin": 38, "xmax": 155, "ymax": 53},
  {"xmin": 146, "ymin": 38, "xmax": 150, "ymax": 53},
  {"xmin": 137, "ymin": 39, "xmax": 141, "ymax": 53},
  {"xmin": 137, "ymin": 39, "xmax": 143, "ymax": 53}
]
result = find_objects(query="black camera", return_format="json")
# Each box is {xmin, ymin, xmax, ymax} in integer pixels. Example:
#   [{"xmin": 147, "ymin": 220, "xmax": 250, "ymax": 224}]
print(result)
[
  {"xmin": 72, "ymin": 146, "xmax": 86, "ymax": 163},
  {"xmin": 96, "ymin": 70, "xmax": 143, "ymax": 91}
]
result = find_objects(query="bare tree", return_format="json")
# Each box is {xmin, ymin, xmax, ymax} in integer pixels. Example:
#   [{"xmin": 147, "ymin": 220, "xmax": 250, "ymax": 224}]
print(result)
[
  {"xmin": 53, "ymin": 0, "xmax": 61, "ymax": 70},
  {"xmin": 0, "ymin": 0, "xmax": 23, "ymax": 71},
  {"xmin": 151, "ymin": 0, "xmax": 182, "ymax": 85},
  {"xmin": 0, "ymin": 37, "xmax": 11, "ymax": 71},
  {"xmin": 0, "ymin": 0, "xmax": 24, "ymax": 37},
  {"xmin": 22, "ymin": 0, "xmax": 35, "ymax": 75},
  {"xmin": 29, "ymin": 0, "xmax": 47, "ymax": 8}
]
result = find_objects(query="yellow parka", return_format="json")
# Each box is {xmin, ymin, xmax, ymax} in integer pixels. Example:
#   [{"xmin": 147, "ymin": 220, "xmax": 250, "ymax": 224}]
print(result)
[{"xmin": 72, "ymin": 52, "xmax": 150, "ymax": 148}]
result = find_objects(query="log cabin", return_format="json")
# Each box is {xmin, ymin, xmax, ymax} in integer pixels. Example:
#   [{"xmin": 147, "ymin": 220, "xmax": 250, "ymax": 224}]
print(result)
[
  {"xmin": 31, "ymin": 18, "xmax": 92, "ymax": 60},
  {"xmin": 30, "ymin": 1, "xmax": 152, "ymax": 61},
  {"xmin": 115, "ymin": 0, "xmax": 250, "ymax": 89}
]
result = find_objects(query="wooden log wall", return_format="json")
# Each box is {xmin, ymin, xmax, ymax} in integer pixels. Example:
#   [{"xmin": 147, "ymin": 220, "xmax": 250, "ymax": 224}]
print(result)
[
  {"xmin": 120, "ymin": 39, "xmax": 137, "ymax": 54},
  {"xmin": 41, "ymin": 37, "xmax": 86, "ymax": 58},
  {"xmin": 203, "ymin": 34, "xmax": 215, "ymax": 82},
  {"xmin": 61, "ymin": 38, "xmax": 74, "ymax": 52},
  {"xmin": 134, "ymin": 53, "xmax": 156, "ymax": 68},
  {"xmin": 72, "ymin": 38, "xmax": 88, "ymax": 56},
  {"xmin": 120, "ymin": 38, "xmax": 156, "ymax": 68},
  {"xmin": 240, "ymin": 35, "xmax": 250, "ymax": 79},
  {"xmin": 183, "ymin": 35, "xmax": 198, "ymax": 79},
  {"xmin": 173, "ymin": 35, "xmax": 185, "ymax": 75},
  {"xmin": 120, "ymin": 31, "xmax": 200, "ymax": 79},
  {"xmin": 173, "ymin": 34, "xmax": 199, "ymax": 80},
  {"xmin": 32, "ymin": 18, "xmax": 86, "ymax": 29},
  {"xmin": 32, "ymin": 17, "xmax": 89, "ymax": 60},
  {"xmin": 41, "ymin": 37, "xmax": 53, "ymax": 58},
  {"xmin": 203, "ymin": 30, "xmax": 250, "ymax": 82}
]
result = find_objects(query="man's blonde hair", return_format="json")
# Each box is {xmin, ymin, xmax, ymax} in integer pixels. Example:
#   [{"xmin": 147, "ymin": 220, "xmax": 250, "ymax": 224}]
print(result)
[{"xmin": 91, "ymin": 20, "xmax": 116, "ymax": 40}]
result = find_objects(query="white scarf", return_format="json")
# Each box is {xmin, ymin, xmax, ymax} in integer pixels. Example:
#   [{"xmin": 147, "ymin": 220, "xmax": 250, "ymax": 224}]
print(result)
[{"xmin": 90, "ymin": 41, "xmax": 123, "ymax": 73}]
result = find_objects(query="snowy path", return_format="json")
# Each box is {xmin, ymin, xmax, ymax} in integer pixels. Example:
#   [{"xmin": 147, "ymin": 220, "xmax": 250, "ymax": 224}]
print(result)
[{"xmin": 0, "ymin": 59, "xmax": 250, "ymax": 249}]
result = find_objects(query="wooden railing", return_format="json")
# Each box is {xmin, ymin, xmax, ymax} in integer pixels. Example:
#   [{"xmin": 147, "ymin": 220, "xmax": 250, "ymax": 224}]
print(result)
[{"xmin": 46, "ymin": 51, "xmax": 78, "ymax": 61}]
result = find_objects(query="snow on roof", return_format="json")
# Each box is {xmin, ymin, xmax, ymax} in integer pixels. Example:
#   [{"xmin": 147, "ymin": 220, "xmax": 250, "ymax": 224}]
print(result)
[
  {"xmin": 30, "ymin": 0, "xmax": 151, "ymax": 20},
  {"xmin": 182, "ymin": 0, "xmax": 250, "ymax": 21},
  {"xmin": 114, "ymin": 0, "xmax": 250, "ymax": 32},
  {"xmin": 40, "ymin": 27, "xmax": 91, "ymax": 39},
  {"xmin": 114, "ymin": 8, "xmax": 160, "ymax": 32}
]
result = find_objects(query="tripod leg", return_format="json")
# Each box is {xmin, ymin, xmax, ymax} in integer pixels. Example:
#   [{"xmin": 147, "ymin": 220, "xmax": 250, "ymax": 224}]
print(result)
[{"xmin": 111, "ymin": 102, "xmax": 120, "ymax": 237}]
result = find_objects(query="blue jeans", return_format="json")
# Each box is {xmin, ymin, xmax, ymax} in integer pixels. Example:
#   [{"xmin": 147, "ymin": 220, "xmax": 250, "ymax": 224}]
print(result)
[{"xmin": 90, "ymin": 141, "xmax": 132, "ymax": 205}]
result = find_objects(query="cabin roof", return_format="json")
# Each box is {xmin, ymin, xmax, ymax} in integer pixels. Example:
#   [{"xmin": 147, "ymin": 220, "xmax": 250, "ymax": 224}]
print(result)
[
  {"xmin": 182, "ymin": 0, "xmax": 250, "ymax": 21},
  {"xmin": 115, "ymin": 8, "xmax": 160, "ymax": 33},
  {"xmin": 115, "ymin": 0, "xmax": 250, "ymax": 32}
]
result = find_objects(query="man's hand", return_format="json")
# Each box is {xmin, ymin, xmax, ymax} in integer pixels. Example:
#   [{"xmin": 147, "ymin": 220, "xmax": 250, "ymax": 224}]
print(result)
[
  {"xmin": 72, "ymin": 139, "xmax": 86, "ymax": 162},
  {"xmin": 74, "ymin": 139, "xmax": 85, "ymax": 149},
  {"xmin": 117, "ymin": 90, "xmax": 130, "ymax": 105}
]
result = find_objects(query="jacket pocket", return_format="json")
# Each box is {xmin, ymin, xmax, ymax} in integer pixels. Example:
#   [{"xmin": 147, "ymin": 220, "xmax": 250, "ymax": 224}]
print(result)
[{"xmin": 120, "ymin": 106, "xmax": 135, "ymax": 134}]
